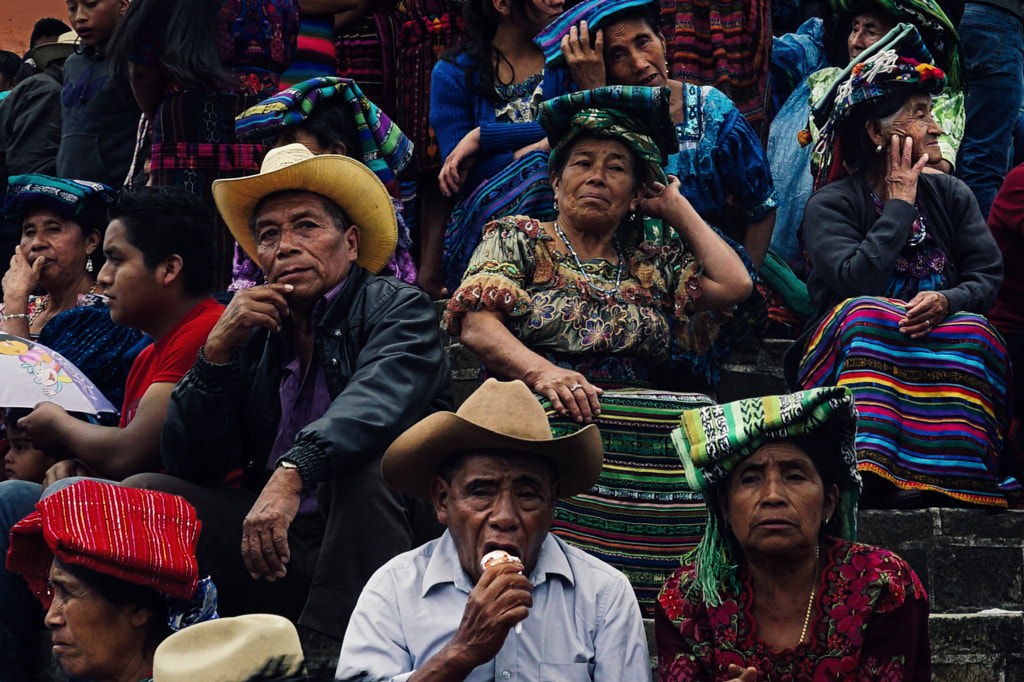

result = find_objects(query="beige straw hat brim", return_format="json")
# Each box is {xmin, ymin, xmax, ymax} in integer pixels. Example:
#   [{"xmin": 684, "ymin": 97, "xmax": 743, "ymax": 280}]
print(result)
[
  {"xmin": 212, "ymin": 144, "xmax": 397, "ymax": 274},
  {"xmin": 29, "ymin": 31, "xmax": 77, "ymax": 69},
  {"xmin": 382, "ymin": 379, "xmax": 604, "ymax": 500},
  {"xmin": 153, "ymin": 614, "xmax": 304, "ymax": 682}
]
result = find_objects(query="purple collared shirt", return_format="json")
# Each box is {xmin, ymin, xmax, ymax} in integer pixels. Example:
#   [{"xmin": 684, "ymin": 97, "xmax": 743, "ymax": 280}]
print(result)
[{"xmin": 267, "ymin": 277, "xmax": 346, "ymax": 515}]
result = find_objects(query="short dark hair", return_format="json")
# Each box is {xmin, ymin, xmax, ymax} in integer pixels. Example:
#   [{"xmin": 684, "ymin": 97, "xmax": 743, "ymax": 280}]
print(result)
[
  {"xmin": 247, "ymin": 191, "xmax": 351, "ymax": 240},
  {"xmin": 603, "ymin": 3, "xmax": 662, "ymax": 38},
  {"xmin": 0, "ymin": 51, "xmax": 22, "ymax": 83},
  {"xmin": 292, "ymin": 104, "xmax": 360, "ymax": 160},
  {"xmin": 107, "ymin": 186, "xmax": 217, "ymax": 296},
  {"xmin": 29, "ymin": 18, "xmax": 71, "ymax": 49}
]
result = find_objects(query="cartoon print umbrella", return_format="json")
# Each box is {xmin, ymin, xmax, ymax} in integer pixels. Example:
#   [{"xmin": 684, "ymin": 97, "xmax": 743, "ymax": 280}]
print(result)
[{"xmin": 0, "ymin": 333, "xmax": 117, "ymax": 414}]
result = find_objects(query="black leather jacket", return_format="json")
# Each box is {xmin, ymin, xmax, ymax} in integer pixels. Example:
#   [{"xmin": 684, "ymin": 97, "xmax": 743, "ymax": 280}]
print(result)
[{"xmin": 161, "ymin": 266, "xmax": 453, "ymax": 491}]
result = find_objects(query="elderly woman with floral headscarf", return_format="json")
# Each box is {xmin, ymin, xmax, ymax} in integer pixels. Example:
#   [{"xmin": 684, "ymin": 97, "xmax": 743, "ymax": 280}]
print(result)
[
  {"xmin": 767, "ymin": 0, "xmax": 963, "ymax": 271},
  {"xmin": 656, "ymin": 388, "xmax": 931, "ymax": 681},
  {"xmin": 5, "ymin": 480, "xmax": 217, "ymax": 682},
  {"xmin": 786, "ymin": 26, "xmax": 1015, "ymax": 510}
]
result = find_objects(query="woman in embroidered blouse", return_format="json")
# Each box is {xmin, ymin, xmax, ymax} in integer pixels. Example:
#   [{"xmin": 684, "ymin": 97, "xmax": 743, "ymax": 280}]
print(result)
[
  {"xmin": 787, "ymin": 28, "xmax": 1015, "ymax": 510},
  {"xmin": 0, "ymin": 176, "xmax": 144, "ymax": 411},
  {"xmin": 446, "ymin": 87, "xmax": 751, "ymax": 423},
  {"xmin": 536, "ymin": 0, "xmax": 778, "ymax": 271},
  {"xmin": 656, "ymin": 388, "xmax": 931, "ymax": 681}
]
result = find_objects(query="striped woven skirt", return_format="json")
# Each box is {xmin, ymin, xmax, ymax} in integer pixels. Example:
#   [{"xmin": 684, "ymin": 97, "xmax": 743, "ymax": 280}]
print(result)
[
  {"xmin": 795, "ymin": 296, "xmax": 1018, "ymax": 507},
  {"xmin": 544, "ymin": 389, "xmax": 713, "ymax": 616},
  {"xmin": 444, "ymin": 149, "xmax": 555, "ymax": 293}
]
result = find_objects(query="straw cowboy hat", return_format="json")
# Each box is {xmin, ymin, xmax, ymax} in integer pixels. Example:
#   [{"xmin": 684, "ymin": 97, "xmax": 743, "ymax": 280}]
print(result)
[
  {"xmin": 153, "ymin": 614, "xmax": 304, "ymax": 682},
  {"xmin": 212, "ymin": 143, "xmax": 398, "ymax": 274},
  {"xmin": 383, "ymin": 378, "xmax": 604, "ymax": 500},
  {"xmin": 29, "ymin": 31, "xmax": 77, "ymax": 70}
]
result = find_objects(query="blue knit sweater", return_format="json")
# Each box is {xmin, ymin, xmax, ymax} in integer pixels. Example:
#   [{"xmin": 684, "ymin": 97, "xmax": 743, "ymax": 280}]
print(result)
[{"xmin": 429, "ymin": 51, "xmax": 569, "ymax": 192}]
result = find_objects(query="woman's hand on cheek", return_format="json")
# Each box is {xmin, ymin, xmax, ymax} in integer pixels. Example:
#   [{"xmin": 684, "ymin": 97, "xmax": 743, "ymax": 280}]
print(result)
[
  {"xmin": 637, "ymin": 175, "xmax": 687, "ymax": 221},
  {"xmin": 883, "ymin": 134, "xmax": 927, "ymax": 205},
  {"xmin": 2, "ymin": 246, "xmax": 44, "ymax": 302}
]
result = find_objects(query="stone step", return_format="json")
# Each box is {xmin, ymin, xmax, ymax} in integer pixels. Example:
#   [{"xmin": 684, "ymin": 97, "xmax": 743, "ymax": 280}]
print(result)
[{"xmin": 859, "ymin": 508, "xmax": 1024, "ymax": 614}]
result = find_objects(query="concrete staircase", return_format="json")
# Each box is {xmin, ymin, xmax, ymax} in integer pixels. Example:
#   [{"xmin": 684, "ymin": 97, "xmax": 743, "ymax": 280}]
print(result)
[{"xmin": 24, "ymin": 324, "xmax": 1024, "ymax": 679}]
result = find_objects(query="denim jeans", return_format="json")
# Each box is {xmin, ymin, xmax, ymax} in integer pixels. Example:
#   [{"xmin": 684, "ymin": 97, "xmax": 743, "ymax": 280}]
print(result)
[
  {"xmin": 957, "ymin": 3, "xmax": 1024, "ymax": 218},
  {"xmin": 0, "ymin": 480, "xmax": 44, "ymax": 682}
]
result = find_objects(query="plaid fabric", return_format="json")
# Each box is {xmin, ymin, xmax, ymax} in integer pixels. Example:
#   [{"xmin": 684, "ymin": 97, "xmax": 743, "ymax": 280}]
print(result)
[
  {"xmin": 7, "ymin": 480, "xmax": 202, "ymax": 605},
  {"xmin": 4, "ymin": 175, "xmax": 113, "ymax": 221},
  {"xmin": 234, "ymin": 76, "xmax": 412, "ymax": 187},
  {"xmin": 539, "ymin": 86, "xmax": 677, "ymax": 185}
]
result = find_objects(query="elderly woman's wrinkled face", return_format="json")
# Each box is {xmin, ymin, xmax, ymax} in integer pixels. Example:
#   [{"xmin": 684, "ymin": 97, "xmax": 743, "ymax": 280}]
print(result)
[
  {"xmin": 552, "ymin": 137, "xmax": 642, "ymax": 230},
  {"xmin": 21, "ymin": 207, "xmax": 99, "ymax": 290},
  {"xmin": 45, "ymin": 560, "xmax": 151, "ymax": 681},
  {"xmin": 722, "ymin": 442, "xmax": 838, "ymax": 559},
  {"xmin": 876, "ymin": 93, "xmax": 944, "ymax": 165},
  {"xmin": 603, "ymin": 17, "xmax": 668, "ymax": 87},
  {"xmin": 848, "ymin": 11, "xmax": 895, "ymax": 61}
]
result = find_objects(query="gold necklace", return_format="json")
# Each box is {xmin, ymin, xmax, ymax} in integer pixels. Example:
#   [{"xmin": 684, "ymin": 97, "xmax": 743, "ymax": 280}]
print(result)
[{"xmin": 798, "ymin": 544, "xmax": 820, "ymax": 645}]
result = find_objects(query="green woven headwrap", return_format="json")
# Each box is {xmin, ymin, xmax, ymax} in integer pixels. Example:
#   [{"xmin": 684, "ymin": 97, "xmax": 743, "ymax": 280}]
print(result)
[
  {"xmin": 540, "ymin": 86, "xmax": 677, "ymax": 186},
  {"xmin": 670, "ymin": 387, "xmax": 862, "ymax": 605}
]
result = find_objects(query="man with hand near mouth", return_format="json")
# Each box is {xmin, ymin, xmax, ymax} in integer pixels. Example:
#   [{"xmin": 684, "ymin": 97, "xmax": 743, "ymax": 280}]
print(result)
[
  {"xmin": 141, "ymin": 143, "xmax": 452, "ymax": 645},
  {"xmin": 336, "ymin": 378, "xmax": 652, "ymax": 682}
]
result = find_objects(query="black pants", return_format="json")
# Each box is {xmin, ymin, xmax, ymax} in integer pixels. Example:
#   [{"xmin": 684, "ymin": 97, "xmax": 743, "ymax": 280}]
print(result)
[{"xmin": 124, "ymin": 455, "xmax": 441, "ymax": 641}]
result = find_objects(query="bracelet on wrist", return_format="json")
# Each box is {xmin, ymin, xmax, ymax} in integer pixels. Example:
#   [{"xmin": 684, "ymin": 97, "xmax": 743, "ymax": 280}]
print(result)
[{"xmin": 1, "ymin": 313, "xmax": 30, "ymax": 322}]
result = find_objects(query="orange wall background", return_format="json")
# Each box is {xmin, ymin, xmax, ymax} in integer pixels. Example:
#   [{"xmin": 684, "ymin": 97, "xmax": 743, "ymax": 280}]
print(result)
[{"xmin": 1, "ymin": 0, "xmax": 74, "ymax": 56}]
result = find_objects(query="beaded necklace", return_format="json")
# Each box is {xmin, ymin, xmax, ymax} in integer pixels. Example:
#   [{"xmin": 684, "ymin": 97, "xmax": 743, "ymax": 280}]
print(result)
[{"xmin": 553, "ymin": 222, "xmax": 624, "ymax": 295}]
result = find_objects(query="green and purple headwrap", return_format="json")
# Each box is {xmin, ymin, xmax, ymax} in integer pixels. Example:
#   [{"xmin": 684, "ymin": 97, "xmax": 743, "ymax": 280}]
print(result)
[
  {"xmin": 234, "ymin": 77, "xmax": 412, "ymax": 187},
  {"xmin": 539, "ymin": 85, "xmax": 678, "ymax": 187},
  {"xmin": 4, "ymin": 174, "xmax": 114, "ymax": 222},
  {"xmin": 810, "ymin": 23, "xmax": 946, "ymax": 189},
  {"xmin": 671, "ymin": 386, "xmax": 861, "ymax": 605}
]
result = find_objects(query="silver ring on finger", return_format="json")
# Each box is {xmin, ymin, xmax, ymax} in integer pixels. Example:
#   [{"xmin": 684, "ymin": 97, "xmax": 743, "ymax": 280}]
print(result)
[{"xmin": 569, "ymin": 383, "xmax": 583, "ymax": 392}]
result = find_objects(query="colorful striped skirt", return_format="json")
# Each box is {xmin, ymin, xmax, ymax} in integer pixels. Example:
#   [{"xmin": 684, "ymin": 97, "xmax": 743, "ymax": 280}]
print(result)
[
  {"xmin": 545, "ymin": 389, "xmax": 714, "ymax": 616},
  {"xmin": 444, "ymin": 149, "xmax": 555, "ymax": 293},
  {"xmin": 795, "ymin": 296, "xmax": 1019, "ymax": 507}
]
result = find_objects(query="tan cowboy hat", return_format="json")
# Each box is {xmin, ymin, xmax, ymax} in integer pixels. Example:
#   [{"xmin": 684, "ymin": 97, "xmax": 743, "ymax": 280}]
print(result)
[
  {"xmin": 383, "ymin": 378, "xmax": 604, "ymax": 500},
  {"xmin": 152, "ymin": 614, "xmax": 304, "ymax": 682},
  {"xmin": 212, "ymin": 143, "xmax": 397, "ymax": 274},
  {"xmin": 29, "ymin": 31, "xmax": 77, "ymax": 70}
]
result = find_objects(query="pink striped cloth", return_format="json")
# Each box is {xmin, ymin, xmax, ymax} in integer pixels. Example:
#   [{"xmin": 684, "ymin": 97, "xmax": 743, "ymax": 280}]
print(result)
[{"xmin": 6, "ymin": 480, "xmax": 202, "ymax": 605}]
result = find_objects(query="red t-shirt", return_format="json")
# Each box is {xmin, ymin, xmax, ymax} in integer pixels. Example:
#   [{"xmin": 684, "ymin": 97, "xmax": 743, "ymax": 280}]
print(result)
[{"xmin": 120, "ymin": 298, "xmax": 225, "ymax": 427}]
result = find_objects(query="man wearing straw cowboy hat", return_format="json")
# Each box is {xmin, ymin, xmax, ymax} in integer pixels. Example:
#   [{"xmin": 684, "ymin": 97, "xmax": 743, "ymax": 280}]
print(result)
[
  {"xmin": 336, "ymin": 378, "xmax": 652, "ymax": 682},
  {"xmin": 139, "ymin": 143, "xmax": 452, "ymax": 644}
]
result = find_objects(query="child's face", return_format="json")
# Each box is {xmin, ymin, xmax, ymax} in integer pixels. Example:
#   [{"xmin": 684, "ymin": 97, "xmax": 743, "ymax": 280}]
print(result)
[
  {"xmin": 67, "ymin": 0, "xmax": 128, "ymax": 48},
  {"xmin": 3, "ymin": 428, "xmax": 55, "ymax": 483}
]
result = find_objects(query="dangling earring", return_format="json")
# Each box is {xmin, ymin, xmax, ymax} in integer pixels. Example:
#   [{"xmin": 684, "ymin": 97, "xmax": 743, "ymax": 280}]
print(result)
[
  {"xmin": 86, "ymin": 255, "xmax": 93, "ymax": 273},
  {"xmin": 875, "ymin": 144, "xmax": 884, "ymax": 153},
  {"xmin": 553, "ymin": 198, "xmax": 559, "ymax": 212}
]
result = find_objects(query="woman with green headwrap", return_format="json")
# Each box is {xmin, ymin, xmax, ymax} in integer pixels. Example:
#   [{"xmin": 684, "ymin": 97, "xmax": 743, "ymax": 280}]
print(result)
[
  {"xmin": 656, "ymin": 387, "xmax": 931, "ymax": 681},
  {"xmin": 444, "ymin": 86, "xmax": 751, "ymax": 423}
]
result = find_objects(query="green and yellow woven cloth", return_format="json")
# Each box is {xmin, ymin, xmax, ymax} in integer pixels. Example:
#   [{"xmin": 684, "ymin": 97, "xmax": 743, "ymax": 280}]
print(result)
[{"xmin": 539, "ymin": 86, "xmax": 678, "ymax": 186}]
